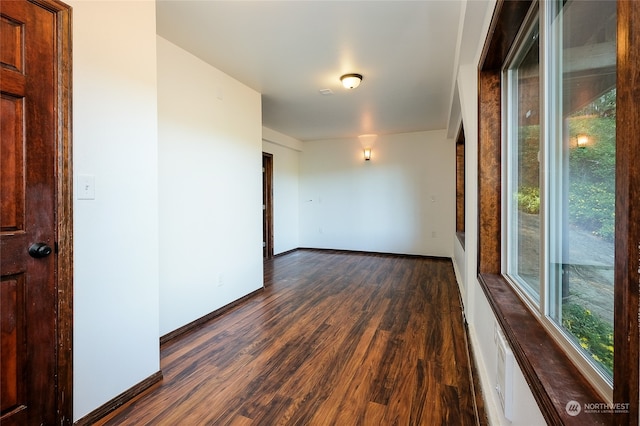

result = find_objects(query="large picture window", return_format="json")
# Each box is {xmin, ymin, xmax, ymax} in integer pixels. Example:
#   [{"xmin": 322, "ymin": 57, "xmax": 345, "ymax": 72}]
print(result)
[
  {"xmin": 479, "ymin": 0, "xmax": 639, "ymax": 422},
  {"xmin": 504, "ymin": 0, "xmax": 616, "ymax": 395}
]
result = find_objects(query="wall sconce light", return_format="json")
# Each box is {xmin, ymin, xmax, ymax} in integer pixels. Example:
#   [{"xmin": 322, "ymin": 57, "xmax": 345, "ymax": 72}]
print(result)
[
  {"xmin": 340, "ymin": 73, "xmax": 363, "ymax": 89},
  {"xmin": 577, "ymin": 134, "xmax": 588, "ymax": 148},
  {"xmin": 364, "ymin": 147, "xmax": 372, "ymax": 161},
  {"xmin": 359, "ymin": 134, "xmax": 377, "ymax": 161}
]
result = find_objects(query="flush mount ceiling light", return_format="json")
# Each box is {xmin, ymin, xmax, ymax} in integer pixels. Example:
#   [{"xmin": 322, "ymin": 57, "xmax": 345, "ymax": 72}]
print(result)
[{"xmin": 340, "ymin": 73, "xmax": 363, "ymax": 89}]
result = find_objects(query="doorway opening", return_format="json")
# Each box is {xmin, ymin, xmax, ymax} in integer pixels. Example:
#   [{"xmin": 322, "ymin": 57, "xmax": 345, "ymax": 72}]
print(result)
[{"xmin": 262, "ymin": 153, "xmax": 274, "ymax": 259}]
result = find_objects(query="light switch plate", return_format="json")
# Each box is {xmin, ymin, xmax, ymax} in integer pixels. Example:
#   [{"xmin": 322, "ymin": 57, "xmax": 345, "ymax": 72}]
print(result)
[{"xmin": 77, "ymin": 174, "xmax": 95, "ymax": 200}]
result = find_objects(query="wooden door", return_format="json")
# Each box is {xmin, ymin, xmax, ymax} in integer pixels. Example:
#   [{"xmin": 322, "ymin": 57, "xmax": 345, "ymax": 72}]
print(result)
[
  {"xmin": 262, "ymin": 153, "xmax": 273, "ymax": 259},
  {"xmin": 1, "ymin": 0, "xmax": 72, "ymax": 424}
]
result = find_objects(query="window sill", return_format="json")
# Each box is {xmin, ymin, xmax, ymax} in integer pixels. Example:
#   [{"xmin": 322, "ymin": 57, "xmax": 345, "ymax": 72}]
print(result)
[{"xmin": 478, "ymin": 273, "xmax": 612, "ymax": 425}]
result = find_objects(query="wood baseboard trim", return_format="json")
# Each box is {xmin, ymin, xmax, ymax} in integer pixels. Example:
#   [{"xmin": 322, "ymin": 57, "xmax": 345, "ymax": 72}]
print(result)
[
  {"xmin": 297, "ymin": 247, "xmax": 450, "ymax": 261},
  {"xmin": 73, "ymin": 370, "xmax": 162, "ymax": 426},
  {"xmin": 272, "ymin": 247, "xmax": 451, "ymax": 261},
  {"xmin": 272, "ymin": 247, "xmax": 299, "ymax": 257},
  {"xmin": 160, "ymin": 287, "xmax": 264, "ymax": 346}
]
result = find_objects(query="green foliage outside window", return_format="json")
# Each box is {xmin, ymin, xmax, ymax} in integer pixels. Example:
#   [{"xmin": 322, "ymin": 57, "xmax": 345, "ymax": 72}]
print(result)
[
  {"xmin": 516, "ymin": 90, "xmax": 616, "ymax": 241},
  {"xmin": 517, "ymin": 186, "xmax": 540, "ymax": 214},
  {"xmin": 567, "ymin": 89, "xmax": 616, "ymax": 241},
  {"xmin": 562, "ymin": 303, "xmax": 614, "ymax": 375}
]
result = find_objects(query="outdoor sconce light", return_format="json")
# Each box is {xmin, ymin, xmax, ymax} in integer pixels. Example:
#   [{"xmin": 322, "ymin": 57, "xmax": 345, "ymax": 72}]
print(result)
[
  {"xmin": 364, "ymin": 148, "xmax": 372, "ymax": 161},
  {"xmin": 577, "ymin": 134, "xmax": 588, "ymax": 148}
]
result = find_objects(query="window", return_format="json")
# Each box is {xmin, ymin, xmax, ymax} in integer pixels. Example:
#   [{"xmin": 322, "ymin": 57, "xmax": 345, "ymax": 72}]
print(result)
[
  {"xmin": 546, "ymin": 1, "xmax": 616, "ymax": 385},
  {"xmin": 505, "ymin": 15, "xmax": 541, "ymax": 302},
  {"xmin": 504, "ymin": 0, "xmax": 616, "ymax": 396},
  {"xmin": 456, "ymin": 124, "xmax": 465, "ymax": 245},
  {"xmin": 479, "ymin": 0, "xmax": 640, "ymax": 423}
]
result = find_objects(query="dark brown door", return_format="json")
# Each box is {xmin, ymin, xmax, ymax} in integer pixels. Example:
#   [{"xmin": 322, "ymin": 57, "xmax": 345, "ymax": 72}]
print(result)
[
  {"xmin": 1, "ymin": 1, "xmax": 69, "ymax": 424},
  {"xmin": 262, "ymin": 153, "xmax": 273, "ymax": 259}
]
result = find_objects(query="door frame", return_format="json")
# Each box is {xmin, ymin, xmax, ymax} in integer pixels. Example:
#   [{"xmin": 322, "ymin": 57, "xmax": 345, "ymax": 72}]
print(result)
[
  {"xmin": 262, "ymin": 153, "xmax": 274, "ymax": 259},
  {"xmin": 48, "ymin": 0, "xmax": 73, "ymax": 422}
]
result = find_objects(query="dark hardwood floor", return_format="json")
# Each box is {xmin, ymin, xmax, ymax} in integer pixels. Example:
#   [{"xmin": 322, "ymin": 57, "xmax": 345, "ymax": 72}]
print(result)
[{"xmin": 96, "ymin": 249, "xmax": 487, "ymax": 425}]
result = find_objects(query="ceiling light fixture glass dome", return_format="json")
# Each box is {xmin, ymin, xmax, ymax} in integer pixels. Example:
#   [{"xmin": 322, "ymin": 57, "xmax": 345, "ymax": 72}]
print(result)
[{"xmin": 340, "ymin": 73, "xmax": 363, "ymax": 89}]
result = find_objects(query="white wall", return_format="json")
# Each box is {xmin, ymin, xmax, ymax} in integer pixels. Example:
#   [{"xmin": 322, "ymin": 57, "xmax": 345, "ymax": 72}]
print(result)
[
  {"xmin": 262, "ymin": 127, "xmax": 302, "ymax": 254},
  {"xmin": 451, "ymin": 1, "xmax": 546, "ymax": 424},
  {"xmin": 299, "ymin": 131, "xmax": 455, "ymax": 257},
  {"xmin": 71, "ymin": 0, "xmax": 160, "ymax": 420},
  {"xmin": 157, "ymin": 37, "xmax": 263, "ymax": 336},
  {"xmin": 67, "ymin": 0, "xmax": 543, "ymax": 422}
]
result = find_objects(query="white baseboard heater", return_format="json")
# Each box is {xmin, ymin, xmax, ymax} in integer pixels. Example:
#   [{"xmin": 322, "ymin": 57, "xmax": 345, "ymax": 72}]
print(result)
[{"xmin": 495, "ymin": 324, "xmax": 514, "ymax": 421}]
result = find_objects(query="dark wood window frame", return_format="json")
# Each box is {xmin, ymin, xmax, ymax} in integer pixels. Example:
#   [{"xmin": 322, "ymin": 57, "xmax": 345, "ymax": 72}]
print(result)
[
  {"xmin": 456, "ymin": 124, "xmax": 465, "ymax": 248},
  {"xmin": 477, "ymin": 1, "xmax": 639, "ymax": 425}
]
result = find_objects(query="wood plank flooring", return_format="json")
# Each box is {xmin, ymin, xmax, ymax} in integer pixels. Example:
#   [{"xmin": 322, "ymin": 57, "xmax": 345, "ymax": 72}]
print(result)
[{"xmin": 96, "ymin": 249, "xmax": 486, "ymax": 425}]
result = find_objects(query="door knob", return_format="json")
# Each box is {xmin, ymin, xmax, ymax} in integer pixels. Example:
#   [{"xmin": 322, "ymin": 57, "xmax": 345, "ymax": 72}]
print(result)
[{"xmin": 28, "ymin": 242, "xmax": 52, "ymax": 258}]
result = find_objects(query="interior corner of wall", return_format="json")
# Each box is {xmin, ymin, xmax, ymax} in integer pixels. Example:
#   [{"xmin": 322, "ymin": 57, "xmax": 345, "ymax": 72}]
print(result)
[{"xmin": 262, "ymin": 127, "xmax": 303, "ymax": 152}]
